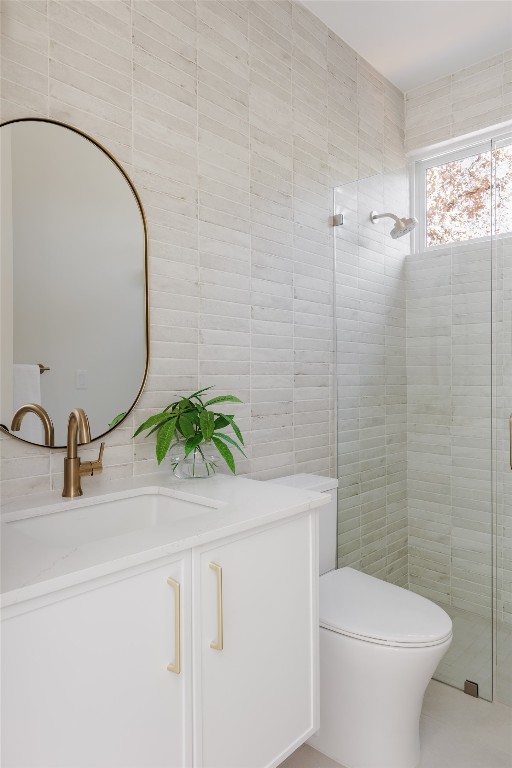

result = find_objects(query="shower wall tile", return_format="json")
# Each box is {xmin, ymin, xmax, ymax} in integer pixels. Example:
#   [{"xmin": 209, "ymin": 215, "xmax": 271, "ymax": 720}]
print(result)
[
  {"xmin": 291, "ymin": 4, "xmax": 333, "ymax": 478},
  {"xmin": 335, "ymin": 164, "xmax": 409, "ymax": 588},
  {"xmin": 407, "ymin": 242, "xmax": 494, "ymax": 619},
  {"xmin": 407, "ymin": 246, "xmax": 451, "ymax": 606},
  {"xmin": 1, "ymin": 0, "xmax": 405, "ymax": 502},
  {"xmin": 0, "ymin": 1, "xmax": 49, "ymax": 119},
  {"xmin": 496, "ymin": 236, "xmax": 512, "ymax": 633},
  {"xmin": 405, "ymin": 50, "xmax": 512, "ymax": 152},
  {"xmin": 198, "ymin": 0, "xmax": 252, "ymax": 475}
]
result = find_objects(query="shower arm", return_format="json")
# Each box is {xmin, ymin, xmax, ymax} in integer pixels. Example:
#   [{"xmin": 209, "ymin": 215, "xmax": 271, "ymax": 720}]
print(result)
[{"xmin": 370, "ymin": 212, "xmax": 401, "ymax": 224}]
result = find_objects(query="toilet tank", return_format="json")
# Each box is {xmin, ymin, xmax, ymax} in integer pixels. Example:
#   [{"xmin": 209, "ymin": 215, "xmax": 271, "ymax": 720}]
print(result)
[{"xmin": 268, "ymin": 474, "xmax": 338, "ymax": 575}]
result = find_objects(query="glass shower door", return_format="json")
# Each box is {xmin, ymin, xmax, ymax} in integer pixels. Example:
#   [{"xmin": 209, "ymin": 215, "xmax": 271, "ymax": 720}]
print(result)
[
  {"xmin": 492, "ymin": 135, "xmax": 512, "ymax": 705},
  {"xmin": 429, "ymin": 228, "xmax": 494, "ymax": 701},
  {"xmin": 410, "ymin": 139, "xmax": 495, "ymax": 701}
]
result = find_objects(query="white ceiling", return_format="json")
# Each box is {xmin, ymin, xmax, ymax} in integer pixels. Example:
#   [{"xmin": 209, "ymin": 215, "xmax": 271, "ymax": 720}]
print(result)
[{"xmin": 302, "ymin": 1, "xmax": 512, "ymax": 92}]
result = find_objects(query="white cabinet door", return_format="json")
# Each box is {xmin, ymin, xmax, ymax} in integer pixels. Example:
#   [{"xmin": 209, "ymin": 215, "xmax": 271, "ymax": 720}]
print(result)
[
  {"xmin": 195, "ymin": 514, "xmax": 317, "ymax": 768},
  {"xmin": 1, "ymin": 556, "xmax": 192, "ymax": 768}
]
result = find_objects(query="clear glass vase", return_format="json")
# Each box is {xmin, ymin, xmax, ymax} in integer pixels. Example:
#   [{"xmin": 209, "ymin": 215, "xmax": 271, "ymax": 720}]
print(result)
[{"xmin": 168, "ymin": 441, "xmax": 217, "ymax": 479}]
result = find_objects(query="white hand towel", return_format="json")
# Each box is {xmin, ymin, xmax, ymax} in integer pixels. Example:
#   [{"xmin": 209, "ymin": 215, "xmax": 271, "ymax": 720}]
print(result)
[{"xmin": 12, "ymin": 364, "xmax": 43, "ymax": 443}]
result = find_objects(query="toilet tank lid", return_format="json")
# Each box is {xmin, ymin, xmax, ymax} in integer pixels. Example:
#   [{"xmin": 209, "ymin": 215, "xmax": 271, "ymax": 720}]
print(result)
[
  {"xmin": 320, "ymin": 568, "xmax": 452, "ymax": 648},
  {"xmin": 268, "ymin": 474, "xmax": 338, "ymax": 493}
]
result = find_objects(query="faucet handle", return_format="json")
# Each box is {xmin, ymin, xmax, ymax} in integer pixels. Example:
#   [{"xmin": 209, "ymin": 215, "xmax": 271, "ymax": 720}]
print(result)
[{"xmin": 79, "ymin": 442, "xmax": 105, "ymax": 477}]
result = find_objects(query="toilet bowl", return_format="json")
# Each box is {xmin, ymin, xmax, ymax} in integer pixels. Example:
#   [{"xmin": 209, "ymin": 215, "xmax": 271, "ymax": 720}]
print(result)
[
  {"xmin": 269, "ymin": 474, "xmax": 453, "ymax": 768},
  {"xmin": 308, "ymin": 567, "xmax": 452, "ymax": 768}
]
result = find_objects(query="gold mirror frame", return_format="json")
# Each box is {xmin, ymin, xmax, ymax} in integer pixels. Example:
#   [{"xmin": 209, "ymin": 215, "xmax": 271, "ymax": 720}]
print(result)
[{"xmin": 0, "ymin": 117, "xmax": 149, "ymax": 448}]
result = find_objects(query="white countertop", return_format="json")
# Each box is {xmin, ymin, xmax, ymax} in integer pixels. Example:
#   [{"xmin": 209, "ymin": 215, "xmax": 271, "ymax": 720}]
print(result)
[{"xmin": 1, "ymin": 473, "xmax": 327, "ymax": 609}]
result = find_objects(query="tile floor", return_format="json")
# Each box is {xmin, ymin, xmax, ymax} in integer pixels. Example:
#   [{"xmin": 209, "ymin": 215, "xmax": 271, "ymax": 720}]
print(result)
[
  {"xmin": 281, "ymin": 680, "xmax": 512, "ymax": 768},
  {"xmin": 435, "ymin": 606, "xmax": 512, "ymax": 706}
]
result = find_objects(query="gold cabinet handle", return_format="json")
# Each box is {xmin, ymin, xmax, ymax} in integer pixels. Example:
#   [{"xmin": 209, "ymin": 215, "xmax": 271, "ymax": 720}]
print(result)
[
  {"xmin": 167, "ymin": 577, "xmax": 181, "ymax": 674},
  {"xmin": 209, "ymin": 562, "xmax": 223, "ymax": 651}
]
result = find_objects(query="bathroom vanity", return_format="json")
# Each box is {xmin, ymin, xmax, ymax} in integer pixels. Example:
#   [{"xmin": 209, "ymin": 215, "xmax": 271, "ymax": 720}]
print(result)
[{"xmin": 1, "ymin": 475, "xmax": 325, "ymax": 768}]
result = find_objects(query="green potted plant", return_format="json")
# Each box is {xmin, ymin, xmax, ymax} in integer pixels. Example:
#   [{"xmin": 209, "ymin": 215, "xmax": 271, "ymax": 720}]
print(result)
[{"xmin": 134, "ymin": 387, "xmax": 246, "ymax": 478}]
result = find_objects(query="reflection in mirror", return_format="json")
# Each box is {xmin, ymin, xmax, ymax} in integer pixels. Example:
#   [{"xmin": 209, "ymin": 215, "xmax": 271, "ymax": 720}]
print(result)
[{"xmin": 0, "ymin": 119, "xmax": 148, "ymax": 447}]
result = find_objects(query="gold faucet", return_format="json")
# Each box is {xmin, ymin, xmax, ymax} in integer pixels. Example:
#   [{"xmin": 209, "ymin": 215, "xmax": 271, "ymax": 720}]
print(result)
[
  {"xmin": 11, "ymin": 403, "xmax": 54, "ymax": 446},
  {"xmin": 63, "ymin": 408, "xmax": 104, "ymax": 498}
]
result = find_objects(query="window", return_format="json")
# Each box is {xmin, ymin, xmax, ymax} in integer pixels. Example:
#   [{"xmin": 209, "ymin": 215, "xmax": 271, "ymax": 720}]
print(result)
[{"xmin": 412, "ymin": 133, "xmax": 512, "ymax": 250}]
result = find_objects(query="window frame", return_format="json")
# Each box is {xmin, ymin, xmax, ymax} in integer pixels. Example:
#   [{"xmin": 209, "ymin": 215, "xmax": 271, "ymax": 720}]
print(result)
[{"xmin": 409, "ymin": 123, "xmax": 512, "ymax": 253}]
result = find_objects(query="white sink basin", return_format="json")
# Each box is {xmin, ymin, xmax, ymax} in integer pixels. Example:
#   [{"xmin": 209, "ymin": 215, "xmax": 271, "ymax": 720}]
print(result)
[{"xmin": 5, "ymin": 491, "xmax": 218, "ymax": 548}]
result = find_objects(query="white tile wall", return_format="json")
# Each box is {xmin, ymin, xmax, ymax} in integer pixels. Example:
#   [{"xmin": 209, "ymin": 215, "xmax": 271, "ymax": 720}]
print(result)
[
  {"xmin": 334, "ymin": 166, "xmax": 409, "ymax": 586},
  {"xmin": 406, "ymin": 241, "xmax": 494, "ymax": 617},
  {"xmin": 405, "ymin": 50, "xmax": 512, "ymax": 152},
  {"xmin": 495, "ymin": 234, "xmax": 512, "ymax": 702},
  {"xmin": 0, "ymin": 0, "xmax": 406, "ymax": 501}
]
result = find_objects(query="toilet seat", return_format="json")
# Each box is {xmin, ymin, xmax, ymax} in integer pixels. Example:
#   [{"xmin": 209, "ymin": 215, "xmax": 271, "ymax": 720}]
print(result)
[{"xmin": 320, "ymin": 567, "xmax": 452, "ymax": 648}]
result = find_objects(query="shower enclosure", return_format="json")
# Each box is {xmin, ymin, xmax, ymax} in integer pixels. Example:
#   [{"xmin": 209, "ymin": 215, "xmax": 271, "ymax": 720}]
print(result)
[
  {"xmin": 334, "ymin": 131, "xmax": 512, "ymax": 704},
  {"xmin": 493, "ymin": 134, "xmax": 512, "ymax": 705}
]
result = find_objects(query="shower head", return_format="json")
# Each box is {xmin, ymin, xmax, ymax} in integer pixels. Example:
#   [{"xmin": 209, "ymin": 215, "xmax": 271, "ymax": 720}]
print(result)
[{"xmin": 370, "ymin": 211, "xmax": 418, "ymax": 239}]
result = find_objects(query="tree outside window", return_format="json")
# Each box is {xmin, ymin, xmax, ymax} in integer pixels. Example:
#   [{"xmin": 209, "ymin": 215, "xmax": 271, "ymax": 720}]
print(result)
[{"xmin": 425, "ymin": 146, "xmax": 512, "ymax": 247}]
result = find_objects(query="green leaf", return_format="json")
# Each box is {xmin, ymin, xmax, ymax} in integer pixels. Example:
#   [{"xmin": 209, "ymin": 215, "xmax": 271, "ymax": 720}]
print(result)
[
  {"xmin": 228, "ymin": 418, "xmax": 244, "ymax": 446},
  {"xmin": 156, "ymin": 417, "xmax": 178, "ymax": 464},
  {"xmin": 215, "ymin": 432, "xmax": 246, "ymax": 457},
  {"xmin": 200, "ymin": 410, "xmax": 215, "ymax": 441},
  {"xmin": 188, "ymin": 386, "xmax": 214, "ymax": 400},
  {"xmin": 214, "ymin": 415, "xmax": 231, "ymax": 429},
  {"xmin": 212, "ymin": 436, "xmax": 236, "ymax": 474},
  {"xmin": 178, "ymin": 413, "xmax": 195, "ymax": 438},
  {"xmin": 108, "ymin": 412, "xmax": 126, "ymax": 429},
  {"xmin": 203, "ymin": 395, "xmax": 242, "ymax": 407},
  {"xmin": 134, "ymin": 412, "xmax": 173, "ymax": 437},
  {"xmin": 145, "ymin": 422, "xmax": 165, "ymax": 439},
  {"xmin": 216, "ymin": 414, "xmax": 244, "ymax": 446},
  {"xmin": 184, "ymin": 434, "xmax": 203, "ymax": 457}
]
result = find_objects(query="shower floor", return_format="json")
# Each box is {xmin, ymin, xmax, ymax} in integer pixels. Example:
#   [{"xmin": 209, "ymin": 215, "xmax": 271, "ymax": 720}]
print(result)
[{"xmin": 435, "ymin": 605, "xmax": 512, "ymax": 705}]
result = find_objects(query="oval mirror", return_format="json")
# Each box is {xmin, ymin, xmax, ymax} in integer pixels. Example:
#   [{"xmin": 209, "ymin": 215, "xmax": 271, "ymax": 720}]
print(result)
[{"xmin": 0, "ymin": 118, "xmax": 148, "ymax": 447}]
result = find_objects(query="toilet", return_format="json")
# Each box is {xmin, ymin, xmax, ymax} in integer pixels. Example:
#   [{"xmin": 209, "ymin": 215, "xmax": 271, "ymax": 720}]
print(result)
[{"xmin": 269, "ymin": 474, "xmax": 452, "ymax": 768}]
